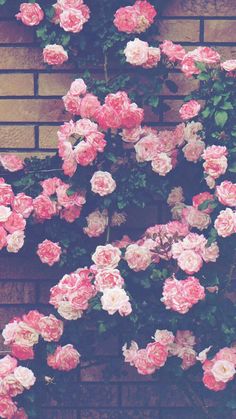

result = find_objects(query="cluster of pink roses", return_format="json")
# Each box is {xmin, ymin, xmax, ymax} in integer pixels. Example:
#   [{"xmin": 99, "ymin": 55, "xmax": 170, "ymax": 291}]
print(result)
[
  {"xmin": 2, "ymin": 311, "xmax": 63, "ymax": 361},
  {"xmin": 114, "ymin": 0, "xmax": 156, "ymax": 34},
  {"xmin": 203, "ymin": 145, "xmax": 228, "ymax": 188},
  {"xmin": 0, "ymin": 178, "xmax": 29, "ymax": 254},
  {"xmin": 124, "ymin": 38, "xmax": 160, "ymax": 68},
  {"xmin": 200, "ymin": 347, "xmax": 236, "ymax": 391},
  {"xmin": 0, "ymin": 355, "xmax": 35, "ymax": 418},
  {"xmin": 50, "ymin": 268, "xmax": 96, "ymax": 320},
  {"xmin": 123, "ymin": 329, "xmax": 197, "ymax": 375},
  {"xmin": 53, "ymin": 0, "xmax": 90, "ymax": 33},
  {"xmin": 161, "ymin": 276, "xmax": 205, "ymax": 314},
  {"xmin": 172, "ymin": 232, "xmax": 219, "ymax": 274}
]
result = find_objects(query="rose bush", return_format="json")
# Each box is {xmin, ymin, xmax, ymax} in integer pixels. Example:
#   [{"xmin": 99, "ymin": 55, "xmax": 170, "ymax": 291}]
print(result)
[{"xmin": 0, "ymin": 1, "xmax": 235, "ymax": 418}]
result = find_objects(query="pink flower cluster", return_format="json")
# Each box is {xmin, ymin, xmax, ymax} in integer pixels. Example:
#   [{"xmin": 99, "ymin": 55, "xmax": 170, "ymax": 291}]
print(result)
[
  {"xmin": 114, "ymin": 0, "xmax": 157, "ymax": 34},
  {"xmin": 202, "ymin": 145, "xmax": 228, "ymax": 184},
  {"xmin": 0, "ymin": 355, "xmax": 35, "ymax": 418},
  {"xmin": 123, "ymin": 329, "xmax": 197, "ymax": 375},
  {"xmin": 37, "ymin": 239, "xmax": 62, "ymax": 266},
  {"xmin": 33, "ymin": 177, "xmax": 86, "ymax": 222},
  {"xmin": 202, "ymin": 347, "xmax": 236, "ymax": 391},
  {"xmin": 50, "ymin": 268, "xmax": 96, "ymax": 320},
  {"xmin": 53, "ymin": 0, "xmax": 90, "ymax": 33},
  {"xmin": 182, "ymin": 121, "xmax": 205, "ymax": 163},
  {"xmin": 124, "ymin": 38, "xmax": 160, "ymax": 68},
  {"xmin": 47, "ymin": 344, "xmax": 80, "ymax": 371},
  {"xmin": 0, "ymin": 178, "xmax": 29, "ymax": 254},
  {"xmin": 172, "ymin": 232, "xmax": 219, "ymax": 274},
  {"xmin": 16, "ymin": 2, "xmax": 44, "ymax": 26},
  {"xmin": 2, "ymin": 311, "xmax": 63, "ymax": 361},
  {"xmin": 92, "ymin": 245, "xmax": 132, "ymax": 316},
  {"xmin": 161, "ymin": 276, "xmax": 205, "ymax": 314}
]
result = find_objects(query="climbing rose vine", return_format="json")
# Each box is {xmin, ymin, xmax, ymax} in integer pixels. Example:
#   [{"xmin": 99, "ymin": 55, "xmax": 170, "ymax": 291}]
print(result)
[{"xmin": 0, "ymin": 1, "xmax": 235, "ymax": 418}]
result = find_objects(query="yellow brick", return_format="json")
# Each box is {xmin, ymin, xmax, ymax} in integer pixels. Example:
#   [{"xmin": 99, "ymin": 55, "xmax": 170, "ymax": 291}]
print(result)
[
  {"xmin": 0, "ymin": 99, "xmax": 69, "ymax": 122},
  {"xmin": 39, "ymin": 126, "xmax": 59, "ymax": 149},
  {"xmin": 215, "ymin": 46, "xmax": 236, "ymax": 60},
  {"xmin": 204, "ymin": 20, "xmax": 236, "ymax": 43},
  {"xmin": 0, "ymin": 21, "xmax": 34, "ymax": 43},
  {"xmin": 0, "ymin": 74, "xmax": 34, "ymax": 96},
  {"xmin": 0, "ymin": 47, "xmax": 44, "ymax": 70},
  {"xmin": 163, "ymin": 0, "xmax": 236, "ymax": 16},
  {"xmin": 0, "ymin": 126, "xmax": 35, "ymax": 148},
  {"xmin": 157, "ymin": 19, "xmax": 200, "ymax": 42},
  {"xmin": 38, "ymin": 73, "xmax": 76, "ymax": 96}
]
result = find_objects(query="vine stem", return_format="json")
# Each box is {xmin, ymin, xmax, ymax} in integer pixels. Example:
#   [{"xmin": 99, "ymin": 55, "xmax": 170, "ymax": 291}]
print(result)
[
  {"xmin": 104, "ymin": 52, "xmax": 109, "ymax": 83},
  {"xmin": 106, "ymin": 223, "xmax": 111, "ymax": 244}
]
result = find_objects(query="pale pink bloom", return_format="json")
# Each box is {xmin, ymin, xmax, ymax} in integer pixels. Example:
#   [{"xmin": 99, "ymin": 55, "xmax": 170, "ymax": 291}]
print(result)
[
  {"xmin": 63, "ymin": 91, "xmax": 81, "ymax": 114},
  {"xmin": 182, "ymin": 207, "xmax": 211, "ymax": 231},
  {"xmin": 80, "ymin": 94, "xmax": 101, "ymax": 119},
  {"xmin": 0, "ymin": 155, "xmax": 24, "ymax": 172},
  {"xmin": 13, "ymin": 193, "xmax": 33, "ymax": 218},
  {"xmin": 70, "ymin": 78, "xmax": 87, "ymax": 96},
  {"xmin": 75, "ymin": 118, "xmax": 98, "ymax": 136},
  {"xmin": 22, "ymin": 310, "xmax": 44, "ymax": 332},
  {"xmin": 211, "ymin": 360, "xmax": 235, "ymax": 383},
  {"xmin": 203, "ymin": 145, "xmax": 227, "ymax": 160},
  {"xmin": 43, "ymin": 44, "xmax": 68, "ymax": 65},
  {"xmin": 181, "ymin": 347, "xmax": 197, "ymax": 370},
  {"xmin": 177, "ymin": 250, "xmax": 203, "ymax": 274},
  {"xmin": 167, "ymin": 187, "xmax": 184, "ymax": 207},
  {"xmin": 41, "ymin": 177, "xmax": 63, "ymax": 197},
  {"xmin": 14, "ymin": 366, "xmax": 36, "ymax": 389},
  {"xmin": 143, "ymin": 47, "xmax": 161, "ymax": 68},
  {"xmin": 16, "ymin": 2, "xmax": 44, "ymax": 26},
  {"xmin": 6, "ymin": 230, "xmax": 25, "ymax": 253},
  {"xmin": 86, "ymin": 131, "xmax": 106, "ymax": 152},
  {"xmin": 151, "ymin": 153, "xmax": 172, "ymax": 176},
  {"xmin": 134, "ymin": 134, "xmax": 159, "ymax": 162},
  {"xmin": 183, "ymin": 140, "xmax": 205, "ymax": 162},
  {"xmin": 39, "ymin": 314, "xmax": 64, "ymax": 342},
  {"xmin": 124, "ymin": 38, "xmax": 149, "ymax": 66},
  {"xmin": 160, "ymin": 40, "xmax": 185, "ymax": 62},
  {"xmin": 146, "ymin": 342, "xmax": 168, "ymax": 368},
  {"xmin": 101, "ymin": 287, "xmax": 131, "ymax": 315},
  {"xmin": 216, "ymin": 181, "xmax": 236, "ymax": 207},
  {"xmin": 121, "ymin": 126, "xmax": 142, "ymax": 143},
  {"xmin": 0, "ymin": 206, "xmax": 11, "ymax": 222},
  {"xmin": 114, "ymin": 6, "xmax": 139, "ymax": 33},
  {"xmin": 47, "ymin": 344, "xmax": 80, "ymax": 371},
  {"xmin": 181, "ymin": 55, "xmax": 200, "ymax": 78},
  {"xmin": 0, "ymin": 355, "xmax": 17, "ymax": 379},
  {"xmin": 37, "ymin": 240, "xmax": 62, "ymax": 266},
  {"xmin": 92, "ymin": 244, "xmax": 121, "ymax": 269},
  {"xmin": 0, "ymin": 226, "xmax": 7, "ymax": 250},
  {"xmin": 95, "ymin": 269, "xmax": 124, "ymax": 292},
  {"xmin": 0, "ymin": 396, "xmax": 17, "ymax": 418},
  {"xmin": 74, "ymin": 141, "xmax": 97, "ymax": 166},
  {"xmin": 214, "ymin": 208, "xmax": 236, "ymax": 238},
  {"xmin": 221, "ymin": 60, "xmax": 236, "ymax": 72},
  {"xmin": 4, "ymin": 212, "xmax": 26, "ymax": 233},
  {"xmin": 83, "ymin": 210, "xmax": 108, "ymax": 238},
  {"xmin": 0, "ymin": 182, "xmax": 14, "ymax": 206},
  {"xmin": 202, "ymin": 242, "xmax": 219, "ymax": 263},
  {"xmin": 184, "ymin": 121, "xmax": 203, "ymax": 142},
  {"xmin": 179, "ymin": 100, "xmax": 201, "ymax": 120},
  {"xmin": 33, "ymin": 195, "xmax": 57, "ymax": 221},
  {"xmin": 1, "ymin": 374, "xmax": 24, "ymax": 397},
  {"xmin": 205, "ymin": 175, "xmax": 215, "ymax": 189},
  {"xmin": 203, "ymin": 156, "xmax": 228, "ymax": 179},
  {"xmin": 190, "ymin": 46, "xmax": 220, "ymax": 64},
  {"xmin": 125, "ymin": 244, "xmax": 152, "ymax": 271},
  {"xmin": 133, "ymin": 349, "xmax": 156, "ymax": 375},
  {"xmin": 192, "ymin": 191, "xmax": 214, "ymax": 214},
  {"xmin": 119, "ymin": 301, "xmax": 132, "ymax": 316},
  {"xmin": 59, "ymin": 9, "xmax": 87, "ymax": 33},
  {"xmin": 154, "ymin": 329, "xmax": 175, "ymax": 346},
  {"xmin": 57, "ymin": 302, "xmax": 83, "ymax": 320},
  {"xmin": 90, "ymin": 171, "xmax": 116, "ymax": 196},
  {"xmin": 122, "ymin": 341, "xmax": 139, "ymax": 365}
]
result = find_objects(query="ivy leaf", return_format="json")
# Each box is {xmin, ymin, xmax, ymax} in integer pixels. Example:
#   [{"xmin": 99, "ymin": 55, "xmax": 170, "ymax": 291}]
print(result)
[
  {"xmin": 220, "ymin": 101, "xmax": 233, "ymax": 110},
  {"xmin": 213, "ymin": 95, "xmax": 222, "ymax": 106},
  {"xmin": 214, "ymin": 110, "xmax": 228, "ymax": 128},
  {"xmin": 228, "ymin": 163, "xmax": 236, "ymax": 173}
]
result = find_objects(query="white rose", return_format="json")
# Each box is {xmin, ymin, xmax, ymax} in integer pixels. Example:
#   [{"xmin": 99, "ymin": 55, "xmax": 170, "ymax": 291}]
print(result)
[{"xmin": 101, "ymin": 287, "xmax": 130, "ymax": 315}]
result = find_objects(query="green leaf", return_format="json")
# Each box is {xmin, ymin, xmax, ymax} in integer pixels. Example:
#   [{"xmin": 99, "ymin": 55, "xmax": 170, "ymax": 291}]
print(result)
[
  {"xmin": 214, "ymin": 110, "xmax": 228, "ymax": 128},
  {"xmin": 220, "ymin": 101, "xmax": 234, "ymax": 110},
  {"xmin": 213, "ymin": 95, "xmax": 222, "ymax": 106},
  {"xmin": 197, "ymin": 73, "xmax": 210, "ymax": 81},
  {"xmin": 148, "ymin": 96, "xmax": 159, "ymax": 108},
  {"xmin": 198, "ymin": 199, "xmax": 216, "ymax": 211},
  {"xmin": 201, "ymin": 107, "xmax": 211, "ymax": 119},
  {"xmin": 195, "ymin": 62, "xmax": 206, "ymax": 71},
  {"xmin": 229, "ymin": 163, "xmax": 236, "ymax": 173}
]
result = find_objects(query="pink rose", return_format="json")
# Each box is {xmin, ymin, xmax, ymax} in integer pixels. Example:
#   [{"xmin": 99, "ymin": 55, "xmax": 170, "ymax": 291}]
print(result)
[
  {"xmin": 15, "ymin": 2, "xmax": 44, "ymax": 26},
  {"xmin": 0, "ymin": 182, "xmax": 14, "ymax": 206},
  {"xmin": 41, "ymin": 177, "xmax": 62, "ymax": 196},
  {"xmin": 12, "ymin": 408, "xmax": 28, "ymax": 419},
  {"xmin": 151, "ymin": 153, "xmax": 172, "ymax": 176},
  {"xmin": 0, "ymin": 396, "xmax": 17, "ymax": 419},
  {"xmin": 146, "ymin": 342, "xmax": 168, "ymax": 368},
  {"xmin": 39, "ymin": 314, "xmax": 64, "ymax": 342},
  {"xmin": 143, "ymin": 47, "xmax": 161, "ymax": 68},
  {"xmin": 123, "ymin": 341, "xmax": 139, "ymax": 365},
  {"xmin": 181, "ymin": 347, "xmax": 197, "ymax": 370},
  {"xmin": 22, "ymin": 310, "xmax": 44, "ymax": 332},
  {"xmin": 203, "ymin": 372, "xmax": 226, "ymax": 391},
  {"xmin": 160, "ymin": 40, "xmax": 186, "ymax": 62},
  {"xmin": 203, "ymin": 145, "xmax": 227, "ymax": 159},
  {"xmin": 0, "ymin": 154, "xmax": 24, "ymax": 172},
  {"xmin": 92, "ymin": 244, "xmax": 121, "ymax": 269},
  {"xmin": 7, "ymin": 230, "xmax": 25, "ymax": 253},
  {"xmin": 37, "ymin": 239, "xmax": 62, "ymax": 266},
  {"xmin": 154, "ymin": 329, "xmax": 175, "ymax": 346},
  {"xmin": 0, "ymin": 355, "xmax": 17, "ymax": 378},
  {"xmin": 14, "ymin": 366, "xmax": 36, "ymax": 389},
  {"xmin": 124, "ymin": 38, "xmax": 149, "ymax": 66},
  {"xmin": 114, "ymin": 6, "xmax": 139, "ymax": 33},
  {"xmin": 13, "ymin": 193, "xmax": 33, "ymax": 218},
  {"xmin": 133, "ymin": 349, "xmax": 156, "ymax": 375},
  {"xmin": 177, "ymin": 250, "xmax": 203, "ymax": 274},
  {"xmin": 4, "ymin": 212, "xmax": 26, "ymax": 233},
  {"xmin": 211, "ymin": 359, "xmax": 235, "ymax": 383},
  {"xmin": 202, "ymin": 242, "xmax": 219, "ymax": 263},
  {"xmin": 214, "ymin": 208, "xmax": 236, "ymax": 238},
  {"xmin": 125, "ymin": 244, "xmax": 152, "ymax": 271},
  {"xmin": 63, "ymin": 91, "xmax": 81, "ymax": 114},
  {"xmin": 83, "ymin": 210, "xmax": 108, "ymax": 238},
  {"xmin": 95, "ymin": 269, "xmax": 124, "ymax": 292},
  {"xmin": 47, "ymin": 344, "xmax": 80, "ymax": 371},
  {"xmin": 221, "ymin": 60, "xmax": 236, "ymax": 72},
  {"xmin": 183, "ymin": 140, "xmax": 205, "ymax": 162},
  {"xmin": 86, "ymin": 131, "xmax": 106, "ymax": 153},
  {"xmin": 70, "ymin": 78, "xmax": 87, "ymax": 96},
  {"xmin": 90, "ymin": 171, "xmax": 116, "ymax": 196},
  {"xmin": 181, "ymin": 56, "xmax": 200, "ymax": 78},
  {"xmin": 167, "ymin": 187, "xmax": 184, "ymax": 207},
  {"xmin": 80, "ymin": 94, "xmax": 101, "ymax": 119},
  {"xmin": 192, "ymin": 192, "xmax": 214, "ymax": 214},
  {"xmin": 0, "ymin": 206, "xmax": 11, "ymax": 222},
  {"xmin": 179, "ymin": 100, "xmax": 201, "ymax": 120},
  {"xmin": 101, "ymin": 287, "xmax": 131, "ymax": 315},
  {"xmin": 74, "ymin": 141, "xmax": 97, "ymax": 166},
  {"xmin": 75, "ymin": 118, "xmax": 98, "ymax": 136},
  {"xmin": 11, "ymin": 345, "xmax": 34, "ymax": 361},
  {"xmin": 216, "ymin": 181, "xmax": 236, "ymax": 207},
  {"xmin": 182, "ymin": 207, "xmax": 211, "ymax": 231},
  {"xmin": 43, "ymin": 44, "xmax": 68, "ymax": 65},
  {"xmin": 59, "ymin": 9, "xmax": 86, "ymax": 33},
  {"xmin": 190, "ymin": 47, "xmax": 220, "ymax": 64},
  {"xmin": 203, "ymin": 157, "xmax": 227, "ymax": 179},
  {"xmin": 0, "ymin": 227, "xmax": 7, "ymax": 250},
  {"xmin": 33, "ymin": 195, "xmax": 57, "ymax": 221}
]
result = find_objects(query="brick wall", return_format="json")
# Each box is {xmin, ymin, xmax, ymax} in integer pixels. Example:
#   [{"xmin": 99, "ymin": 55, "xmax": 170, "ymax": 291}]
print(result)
[{"xmin": 0, "ymin": 1, "xmax": 236, "ymax": 418}]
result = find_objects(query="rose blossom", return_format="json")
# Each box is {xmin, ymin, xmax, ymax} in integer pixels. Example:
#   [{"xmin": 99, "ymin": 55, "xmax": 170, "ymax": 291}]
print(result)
[
  {"xmin": 4, "ymin": 212, "xmax": 26, "ymax": 234},
  {"xmin": 177, "ymin": 250, "xmax": 203, "ymax": 274},
  {"xmin": 151, "ymin": 153, "xmax": 172, "ymax": 176},
  {"xmin": 13, "ymin": 193, "xmax": 33, "ymax": 218},
  {"xmin": 214, "ymin": 208, "xmax": 236, "ymax": 238},
  {"xmin": 160, "ymin": 40, "xmax": 186, "ymax": 62},
  {"xmin": 37, "ymin": 240, "xmax": 62, "ymax": 266},
  {"xmin": 154, "ymin": 329, "xmax": 175, "ymax": 346},
  {"xmin": 179, "ymin": 100, "xmax": 201, "ymax": 120},
  {"xmin": 47, "ymin": 344, "xmax": 80, "ymax": 371},
  {"xmin": 125, "ymin": 244, "xmax": 152, "ymax": 271},
  {"xmin": 181, "ymin": 55, "xmax": 200, "ymax": 78},
  {"xmin": 122, "ymin": 341, "xmax": 139, "ymax": 365},
  {"xmin": 95, "ymin": 269, "xmax": 124, "ymax": 292},
  {"xmin": 124, "ymin": 38, "xmax": 149, "ymax": 66},
  {"xmin": 192, "ymin": 191, "xmax": 214, "ymax": 214},
  {"xmin": 43, "ymin": 44, "xmax": 68, "ymax": 65},
  {"xmin": 59, "ymin": 9, "xmax": 87, "ymax": 33},
  {"xmin": 184, "ymin": 121, "xmax": 203, "ymax": 142},
  {"xmin": 90, "ymin": 171, "xmax": 116, "ymax": 196},
  {"xmin": 190, "ymin": 46, "xmax": 220, "ymax": 64},
  {"xmin": 0, "ymin": 396, "xmax": 17, "ymax": 418},
  {"xmin": 183, "ymin": 140, "xmax": 205, "ymax": 162},
  {"xmin": 70, "ymin": 78, "xmax": 87, "ymax": 96},
  {"xmin": 0, "ymin": 181, "xmax": 14, "ymax": 206},
  {"xmin": 0, "ymin": 355, "xmax": 17, "ymax": 378},
  {"xmin": 0, "ymin": 155, "xmax": 24, "ymax": 172},
  {"xmin": 33, "ymin": 195, "xmax": 57, "ymax": 221},
  {"xmin": 216, "ymin": 181, "xmax": 236, "ymax": 207},
  {"xmin": 143, "ymin": 47, "xmax": 161, "ymax": 68},
  {"xmin": 14, "ymin": 366, "xmax": 36, "ymax": 389},
  {"xmin": 202, "ymin": 242, "xmax": 219, "ymax": 263},
  {"xmin": 221, "ymin": 60, "xmax": 236, "ymax": 72},
  {"xmin": 0, "ymin": 206, "xmax": 11, "ymax": 222},
  {"xmin": 7, "ymin": 230, "xmax": 25, "ymax": 253},
  {"xmin": 133, "ymin": 349, "xmax": 156, "ymax": 375},
  {"xmin": 203, "ymin": 157, "xmax": 227, "ymax": 179},
  {"xmin": 74, "ymin": 141, "xmax": 97, "ymax": 166},
  {"xmin": 167, "ymin": 187, "xmax": 184, "ymax": 207},
  {"xmin": 211, "ymin": 360, "xmax": 235, "ymax": 383},
  {"xmin": 83, "ymin": 210, "xmax": 108, "ymax": 238},
  {"xmin": 92, "ymin": 244, "xmax": 121, "ymax": 269},
  {"xmin": 38, "ymin": 314, "xmax": 64, "ymax": 342},
  {"xmin": 113, "ymin": 6, "xmax": 138, "ymax": 33},
  {"xmin": 16, "ymin": 2, "xmax": 44, "ymax": 26},
  {"xmin": 80, "ymin": 94, "xmax": 101, "ymax": 119},
  {"xmin": 146, "ymin": 342, "xmax": 168, "ymax": 368},
  {"xmin": 182, "ymin": 207, "xmax": 211, "ymax": 231},
  {"xmin": 101, "ymin": 287, "xmax": 131, "ymax": 315}
]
